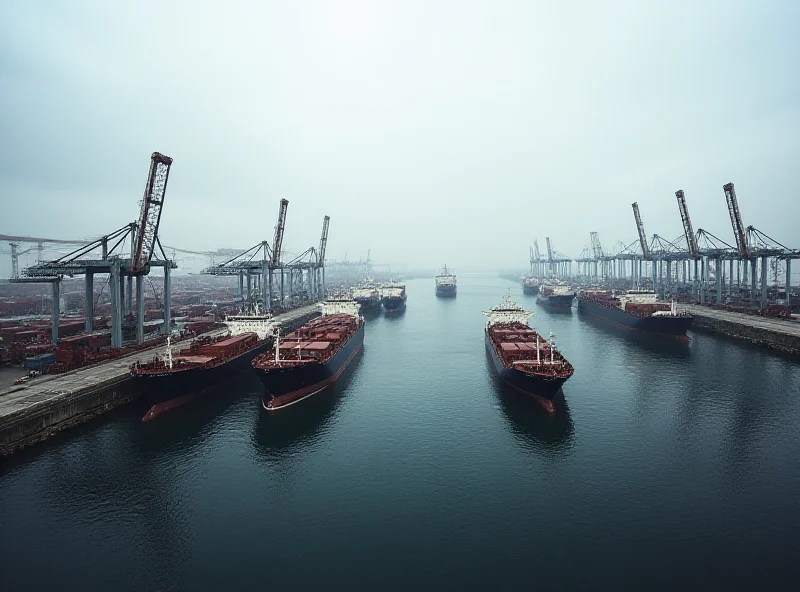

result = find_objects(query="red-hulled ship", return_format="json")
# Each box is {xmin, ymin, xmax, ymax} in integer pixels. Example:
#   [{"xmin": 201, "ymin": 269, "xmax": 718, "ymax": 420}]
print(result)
[
  {"xmin": 132, "ymin": 332, "xmax": 271, "ymax": 421},
  {"xmin": 252, "ymin": 298, "xmax": 364, "ymax": 411},
  {"xmin": 484, "ymin": 292, "xmax": 574, "ymax": 412}
]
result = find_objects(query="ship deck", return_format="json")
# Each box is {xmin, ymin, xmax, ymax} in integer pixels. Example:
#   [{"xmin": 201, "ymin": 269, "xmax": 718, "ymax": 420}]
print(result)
[{"xmin": 0, "ymin": 304, "xmax": 322, "ymax": 455}]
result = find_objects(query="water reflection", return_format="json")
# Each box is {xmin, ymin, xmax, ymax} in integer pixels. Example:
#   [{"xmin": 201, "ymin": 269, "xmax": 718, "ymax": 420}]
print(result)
[
  {"xmin": 251, "ymin": 351, "xmax": 362, "ymax": 458},
  {"xmin": 486, "ymin": 356, "xmax": 575, "ymax": 457},
  {"xmin": 383, "ymin": 307, "xmax": 406, "ymax": 319},
  {"xmin": 135, "ymin": 372, "xmax": 259, "ymax": 454},
  {"xmin": 360, "ymin": 307, "xmax": 382, "ymax": 322}
]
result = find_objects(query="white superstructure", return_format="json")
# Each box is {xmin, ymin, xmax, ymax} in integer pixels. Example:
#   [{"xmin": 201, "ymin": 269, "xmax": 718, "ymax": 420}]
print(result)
[
  {"xmin": 483, "ymin": 291, "xmax": 533, "ymax": 327},
  {"xmin": 224, "ymin": 302, "xmax": 276, "ymax": 340},
  {"xmin": 320, "ymin": 297, "xmax": 362, "ymax": 318},
  {"xmin": 435, "ymin": 265, "xmax": 457, "ymax": 287}
]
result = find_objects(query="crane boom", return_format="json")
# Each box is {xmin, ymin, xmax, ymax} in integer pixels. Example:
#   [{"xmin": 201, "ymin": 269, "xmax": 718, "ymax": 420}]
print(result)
[
  {"xmin": 675, "ymin": 190, "xmax": 700, "ymax": 259},
  {"xmin": 271, "ymin": 198, "xmax": 289, "ymax": 266},
  {"xmin": 590, "ymin": 231, "xmax": 604, "ymax": 258},
  {"xmin": 317, "ymin": 215, "xmax": 330, "ymax": 266},
  {"xmin": 533, "ymin": 240, "xmax": 541, "ymax": 261},
  {"xmin": 545, "ymin": 237, "xmax": 554, "ymax": 262},
  {"xmin": 631, "ymin": 202, "xmax": 651, "ymax": 260},
  {"xmin": 723, "ymin": 182, "xmax": 748, "ymax": 259},
  {"xmin": 131, "ymin": 152, "xmax": 173, "ymax": 272}
]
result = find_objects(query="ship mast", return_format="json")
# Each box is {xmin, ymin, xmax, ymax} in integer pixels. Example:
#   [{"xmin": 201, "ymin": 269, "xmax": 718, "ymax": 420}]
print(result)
[
  {"xmin": 165, "ymin": 334, "xmax": 173, "ymax": 369},
  {"xmin": 274, "ymin": 327, "xmax": 280, "ymax": 364}
]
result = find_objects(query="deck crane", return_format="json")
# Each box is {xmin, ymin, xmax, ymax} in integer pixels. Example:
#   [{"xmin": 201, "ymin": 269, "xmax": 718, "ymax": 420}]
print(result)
[
  {"xmin": 271, "ymin": 198, "xmax": 289, "ymax": 267},
  {"xmin": 723, "ymin": 183, "xmax": 748, "ymax": 260},
  {"xmin": 631, "ymin": 202, "xmax": 651, "ymax": 260},
  {"xmin": 675, "ymin": 190, "xmax": 700, "ymax": 259},
  {"xmin": 130, "ymin": 152, "xmax": 173, "ymax": 273}
]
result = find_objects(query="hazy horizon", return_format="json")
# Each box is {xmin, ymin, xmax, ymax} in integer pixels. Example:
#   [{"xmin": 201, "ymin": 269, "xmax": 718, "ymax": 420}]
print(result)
[{"xmin": 2, "ymin": 0, "xmax": 798, "ymax": 277}]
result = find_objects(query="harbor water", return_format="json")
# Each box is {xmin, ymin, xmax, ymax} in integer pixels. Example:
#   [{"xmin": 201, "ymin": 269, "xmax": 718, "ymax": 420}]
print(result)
[{"xmin": 2, "ymin": 276, "xmax": 800, "ymax": 590}]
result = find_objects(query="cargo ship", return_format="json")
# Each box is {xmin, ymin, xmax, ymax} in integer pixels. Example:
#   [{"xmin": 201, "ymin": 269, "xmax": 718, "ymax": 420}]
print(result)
[
  {"xmin": 435, "ymin": 265, "xmax": 457, "ymax": 297},
  {"xmin": 576, "ymin": 289, "xmax": 694, "ymax": 338},
  {"xmin": 352, "ymin": 279, "xmax": 382, "ymax": 311},
  {"xmin": 484, "ymin": 292, "xmax": 574, "ymax": 412},
  {"xmin": 131, "ymin": 307, "xmax": 275, "ymax": 420},
  {"xmin": 252, "ymin": 297, "xmax": 364, "ymax": 411},
  {"xmin": 522, "ymin": 276, "xmax": 540, "ymax": 296},
  {"xmin": 536, "ymin": 283, "xmax": 575, "ymax": 311},
  {"xmin": 382, "ymin": 282, "xmax": 407, "ymax": 312}
]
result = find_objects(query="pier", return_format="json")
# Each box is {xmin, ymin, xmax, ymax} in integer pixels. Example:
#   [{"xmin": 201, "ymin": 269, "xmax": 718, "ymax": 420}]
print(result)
[
  {"xmin": 684, "ymin": 305, "xmax": 800, "ymax": 356},
  {"xmin": 0, "ymin": 304, "xmax": 320, "ymax": 456}
]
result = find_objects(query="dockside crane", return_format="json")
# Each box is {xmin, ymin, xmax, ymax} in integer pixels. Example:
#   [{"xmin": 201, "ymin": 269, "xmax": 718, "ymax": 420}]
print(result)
[
  {"xmin": 723, "ymin": 183, "xmax": 748, "ymax": 260},
  {"xmin": 675, "ymin": 190, "xmax": 700, "ymax": 259},
  {"xmin": 130, "ymin": 152, "xmax": 173, "ymax": 274},
  {"xmin": 589, "ymin": 231, "xmax": 604, "ymax": 259},
  {"xmin": 545, "ymin": 236, "xmax": 554, "ymax": 275},
  {"xmin": 631, "ymin": 202, "xmax": 651, "ymax": 260},
  {"xmin": 317, "ymin": 215, "xmax": 330, "ymax": 298},
  {"xmin": 271, "ymin": 198, "xmax": 289, "ymax": 268}
]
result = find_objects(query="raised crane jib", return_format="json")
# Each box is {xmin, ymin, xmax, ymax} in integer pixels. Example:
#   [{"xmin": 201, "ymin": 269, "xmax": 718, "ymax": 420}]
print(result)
[
  {"xmin": 590, "ymin": 231, "xmax": 604, "ymax": 259},
  {"xmin": 271, "ymin": 198, "xmax": 289, "ymax": 266},
  {"xmin": 631, "ymin": 202, "xmax": 651, "ymax": 260},
  {"xmin": 723, "ymin": 182, "xmax": 748, "ymax": 259},
  {"xmin": 545, "ymin": 237, "xmax": 554, "ymax": 262},
  {"xmin": 131, "ymin": 152, "xmax": 173, "ymax": 273},
  {"xmin": 317, "ymin": 215, "xmax": 330, "ymax": 267},
  {"xmin": 533, "ymin": 239, "xmax": 541, "ymax": 260},
  {"xmin": 675, "ymin": 190, "xmax": 699, "ymax": 259}
]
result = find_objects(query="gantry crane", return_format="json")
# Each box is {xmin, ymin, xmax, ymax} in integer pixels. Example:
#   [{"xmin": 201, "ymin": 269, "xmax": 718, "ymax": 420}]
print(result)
[
  {"xmin": 271, "ymin": 199, "xmax": 289, "ymax": 267},
  {"xmin": 723, "ymin": 182, "xmax": 748, "ymax": 260},
  {"xmin": 675, "ymin": 190, "xmax": 700, "ymax": 259},
  {"xmin": 317, "ymin": 215, "xmax": 330, "ymax": 297},
  {"xmin": 631, "ymin": 202, "xmax": 651, "ymax": 260},
  {"xmin": 130, "ymin": 152, "xmax": 173, "ymax": 273}
]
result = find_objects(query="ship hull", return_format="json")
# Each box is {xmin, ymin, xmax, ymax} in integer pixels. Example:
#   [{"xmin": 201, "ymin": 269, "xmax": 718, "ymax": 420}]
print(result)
[
  {"xmin": 383, "ymin": 297, "xmax": 406, "ymax": 312},
  {"xmin": 536, "ymin": 293, "xmax": 574, "ymax": 311},
  {"xmin": 257, "ymin": 322, "xmax": 365, "ymax": 410},
  {"xmin": 435, "ymin": 284, "xmax": 457, "ymax": 297},
  {"xmin": 353, "ymin": 297, "xmax": 381, "ymax": 311},
  {"xmin": 577, "ymin": 297, "xmax": 694, "ymax": 338},
  {"xmin": 522, "ymin": 284, "xmax": 540, "ymax": 296},
  {"xmin": 132, "ymin": 341, "xmax": 270, "ymax": 419},
  {"xmin": 484, "ymin": 331, "xmax": 568, "ymax": 412}
]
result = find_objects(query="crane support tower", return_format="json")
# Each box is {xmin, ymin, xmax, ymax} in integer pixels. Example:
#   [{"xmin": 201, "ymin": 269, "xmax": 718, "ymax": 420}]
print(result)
[
  {"xmin": 590, "ymin": 231, "xmax": 604, "ymax": 259},
  {"xmin": 632, "ymin": 202, "xmax": 651, "ymax": 260},
  {"xmin": 675, "ymin": 190, "xmax": 700, "ymax": 259},
  {"xmin": 130, "ymin": 152, "xmax": 173, "ymax": 273},
  {"xmin": 723, "ymin": 182, "xmax": 749, "ymax": 259},
  {"xmin": 317, "ymin": 215, "xmax": 330, "ymax": 298}
]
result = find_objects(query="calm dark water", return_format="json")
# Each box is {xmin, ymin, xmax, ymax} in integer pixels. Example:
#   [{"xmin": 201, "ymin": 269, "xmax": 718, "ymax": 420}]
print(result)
[{"xmin": 2, "ymin": 276, "xmax": 800, "ymax": 590}]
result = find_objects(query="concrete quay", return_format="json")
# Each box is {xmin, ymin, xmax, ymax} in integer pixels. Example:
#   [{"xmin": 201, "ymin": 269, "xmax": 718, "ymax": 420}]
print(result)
[
  {"xmin": 685, "ymin": 305, "xmax": 800, "ymax": 357},
  {"xmin": 0, "ymin": 304, "xmax": 321, "ymax": 456}
]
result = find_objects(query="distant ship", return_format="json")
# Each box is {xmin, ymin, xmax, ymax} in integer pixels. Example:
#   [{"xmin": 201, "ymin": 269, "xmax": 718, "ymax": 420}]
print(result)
[
  {"xmin": 522, "ymin": 276, "xmax": 540, "ymax": 296},
  {"xmin": 131, "ymin": 304, "xmax": 275, "ymax": 420},
  {"xmin": 484, "ymin": 292, "xmax": 574, "ymax": 412},
  {"xmin": 435, "ymin": 265, "xmax": 457, "ymax": 297},
  {"xmin": 382, "ymin": 281, "xmax": 407, "ymax": 312},
  {"xmin": 536, "ymin": 282, "xmax": 575, "ymax": 311},
  {"xmin": 252, "ymin": 297, "xmax": 364, "ymax": 411},
  {"xmin": 351, "ymin": 279, "xmax": 382, "ymax": 311},
  {"xmin": 576, "ymin": 289, "xmax": 694, "ymax": 338}
]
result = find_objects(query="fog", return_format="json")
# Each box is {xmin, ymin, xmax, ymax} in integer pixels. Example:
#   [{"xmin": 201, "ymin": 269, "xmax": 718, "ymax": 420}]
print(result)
[{"xmin": 1, "ymin": 0, "xmax": 798, "ymax": 276}]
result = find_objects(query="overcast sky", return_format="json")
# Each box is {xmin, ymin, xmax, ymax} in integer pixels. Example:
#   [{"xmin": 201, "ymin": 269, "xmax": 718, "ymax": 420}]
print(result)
[{"xmin": 1, "ymin": 0, "xmax": 798, "ymax": 275}]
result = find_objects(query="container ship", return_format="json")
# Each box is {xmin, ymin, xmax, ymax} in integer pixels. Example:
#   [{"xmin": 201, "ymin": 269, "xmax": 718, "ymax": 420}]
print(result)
[
  {"xmin": 252, "ymin": 297, "xmax": 364, "ymax": 411},
  {"xmin": 131, "ymin": 305, "xmax": 275, "ymax": 420},
  {"xmin": 522, "ymin": 276, "xmax": 540, "ymax": 296},
  {"xmin": 382, "ymin": 282, "xmax": 407, "ymax": 312},
  {"xmin": 435, "ymin": 266, "xmax": 457, "ymax": 297},
  {"xmin": 576, "ymin": 289, "xmax": 694, "ymax": 338},
  {"xmin": 536, "ymin": 283, "xmax": 575, "ymax": 311},
  {"xmin": 352, "ymin": 279, "xmax": 382, "ymax": 311},
  {"xmin": 484, "ymin": 292, "xmax": 574, "ymax": 412}
]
